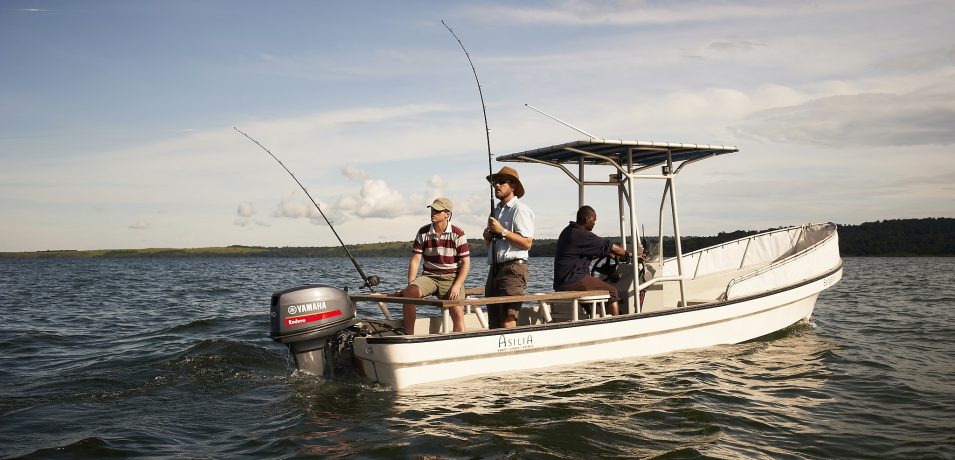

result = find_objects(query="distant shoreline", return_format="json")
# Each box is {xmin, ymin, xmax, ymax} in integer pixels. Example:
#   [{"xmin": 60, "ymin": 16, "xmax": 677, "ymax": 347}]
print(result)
[{"xmin": 2, "ymin": 218, "xmax": 952, "ymax": 259}]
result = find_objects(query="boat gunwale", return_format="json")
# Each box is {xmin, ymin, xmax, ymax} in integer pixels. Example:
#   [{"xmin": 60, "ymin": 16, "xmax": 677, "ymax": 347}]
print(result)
[
  {"xmin": 727, "ymin": 223, "xmax": 839, "ymax": 286},
  {"xmin": 362, "ymin": 260, "xmax": 843, "ymax": 345},
  {"xmin": 664, "ymin": 222, "xmax": 836, "ymax": 263},
  {"xmin": 350, "ymin": 289, "xmax": 611, "ymax": 309}
]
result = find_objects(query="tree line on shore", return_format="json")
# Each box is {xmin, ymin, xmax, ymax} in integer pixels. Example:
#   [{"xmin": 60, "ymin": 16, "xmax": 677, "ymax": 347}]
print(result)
[{"xmin": 3, "ymin": 218, "xmax": 952, "ymax": 259}]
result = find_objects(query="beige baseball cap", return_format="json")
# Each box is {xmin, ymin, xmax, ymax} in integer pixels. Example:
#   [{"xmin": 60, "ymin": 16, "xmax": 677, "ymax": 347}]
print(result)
[{"xmin": 428, "ymin": 197, "xmax": 453, "ymax": 212}]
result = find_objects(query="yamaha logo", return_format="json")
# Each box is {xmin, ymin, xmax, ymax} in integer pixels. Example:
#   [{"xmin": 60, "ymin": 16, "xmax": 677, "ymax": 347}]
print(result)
[{"xmin": 286, "ymin": 301, "xmax": 328, "ymax": 316}]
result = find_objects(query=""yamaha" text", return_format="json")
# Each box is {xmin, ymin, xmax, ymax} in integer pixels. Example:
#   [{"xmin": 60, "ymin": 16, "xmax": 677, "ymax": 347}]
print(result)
[{"xmin": 287, "ymin": 301, "xmax": 328, "ymax": 315}]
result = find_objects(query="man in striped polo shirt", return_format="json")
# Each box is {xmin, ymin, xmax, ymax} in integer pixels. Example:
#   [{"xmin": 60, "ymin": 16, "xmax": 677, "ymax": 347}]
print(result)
[{"xmin": 400, "ymin": 197, "xmax": 471, "ymax": 334}]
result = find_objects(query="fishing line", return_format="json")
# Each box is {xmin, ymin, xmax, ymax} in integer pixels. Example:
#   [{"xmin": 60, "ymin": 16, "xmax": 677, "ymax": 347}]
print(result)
[{"xmin": 234, "ymin": 127, "xmax": 380, "ymax": 291}]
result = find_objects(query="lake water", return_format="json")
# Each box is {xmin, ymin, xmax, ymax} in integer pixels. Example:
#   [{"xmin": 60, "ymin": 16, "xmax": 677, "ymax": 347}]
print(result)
[{"xmin": 1, "ymin": 257, "xmax": 953, "ymax": 458}]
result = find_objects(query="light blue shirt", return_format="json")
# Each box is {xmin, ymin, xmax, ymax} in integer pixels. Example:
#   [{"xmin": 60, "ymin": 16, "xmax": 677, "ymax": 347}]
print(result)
[{"xmin": 487, "ymin": 196, "xmax": 535, "ymax": 264}]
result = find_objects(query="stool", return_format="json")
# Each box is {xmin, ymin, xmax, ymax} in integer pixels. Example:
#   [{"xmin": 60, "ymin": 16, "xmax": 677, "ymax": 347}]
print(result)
[
  {"xmin": 440, "ymin": 297, "xmax": 488, "ymax": 333},
  {"xmin": 548, "ymin": 294, "xmax": 611, "ymax": 322},
  {"xmin": 517, "ymin": 294, "xmax": 552, "ymax": 325}
]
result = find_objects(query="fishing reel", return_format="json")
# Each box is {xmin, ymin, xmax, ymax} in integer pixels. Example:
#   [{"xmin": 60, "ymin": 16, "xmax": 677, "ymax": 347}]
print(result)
[{"xmin": 363, "ymin": 275, "xmax": 380, "ymax": 289}]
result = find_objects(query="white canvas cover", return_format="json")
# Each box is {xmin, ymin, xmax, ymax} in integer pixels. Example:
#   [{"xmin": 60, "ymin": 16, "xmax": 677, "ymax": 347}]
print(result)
[
  {"xmin": 727, "ymin": 224, "xmax": 840, "ymax": 298},
  {"xmin": 658, "ymin": 224, "xmax": 840, "ymax": 299}
]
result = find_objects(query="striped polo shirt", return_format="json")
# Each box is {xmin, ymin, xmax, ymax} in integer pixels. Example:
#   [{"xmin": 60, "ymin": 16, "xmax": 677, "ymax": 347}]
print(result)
[{"xmin": 412, "ymin": 224, "xmax": 470, "ymax": 275}]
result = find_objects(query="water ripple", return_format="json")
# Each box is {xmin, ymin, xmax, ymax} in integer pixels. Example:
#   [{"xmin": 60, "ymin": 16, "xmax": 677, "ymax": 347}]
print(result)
[{"xmin": 1, "ymin": 257, "xmax": 954, "ymax": 458}]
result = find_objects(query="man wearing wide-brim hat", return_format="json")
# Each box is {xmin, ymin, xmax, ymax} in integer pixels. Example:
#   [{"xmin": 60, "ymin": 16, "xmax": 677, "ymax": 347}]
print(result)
[{"xmin": 482, "ymin": 166, "xmax": 535, "ymax": 329}]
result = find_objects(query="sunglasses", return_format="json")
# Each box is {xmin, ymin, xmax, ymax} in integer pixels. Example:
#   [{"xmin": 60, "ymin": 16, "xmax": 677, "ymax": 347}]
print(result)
[{"xmin": 493, "ymin": 180, "xmax": 511, "ymax": 185}]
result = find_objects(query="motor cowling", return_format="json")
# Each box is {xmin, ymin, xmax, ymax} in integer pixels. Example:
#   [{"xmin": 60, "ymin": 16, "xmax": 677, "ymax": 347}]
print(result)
[{"xmin": 270, "ymin": 284, "xmax": 360, "ymax": 375}]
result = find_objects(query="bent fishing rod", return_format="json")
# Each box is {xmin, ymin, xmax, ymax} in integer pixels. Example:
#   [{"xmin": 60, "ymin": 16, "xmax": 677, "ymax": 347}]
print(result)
[
  {"xmin": 233, "ymin": 127, "xmax": 380, "ymax": 291},
  {"xmin": 442, "ymin": 20, "xmax": 504, "ymax": 276},
  {"xmin": 442, "ymin": 20, "xmax": 494, "ymax": 215}
]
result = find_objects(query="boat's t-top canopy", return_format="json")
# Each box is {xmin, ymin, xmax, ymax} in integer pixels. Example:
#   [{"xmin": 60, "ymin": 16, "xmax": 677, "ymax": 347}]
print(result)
[
  {"xmin": 496, "ymin": 139, "xmax": 737, "ymax": 169},
  {"xmin": 494, "ymin": 138, "xmax": 739, "ymax": 314}
]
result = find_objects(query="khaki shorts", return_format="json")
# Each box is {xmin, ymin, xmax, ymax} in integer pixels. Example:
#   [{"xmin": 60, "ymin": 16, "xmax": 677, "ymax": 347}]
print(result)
[
  {"xmin": 412, "ymin": 273, "xmax": 463, "ymax": 299},
  {"xmin": 485, "ymin": 262, "xmax": 528, "ymax": 327}
]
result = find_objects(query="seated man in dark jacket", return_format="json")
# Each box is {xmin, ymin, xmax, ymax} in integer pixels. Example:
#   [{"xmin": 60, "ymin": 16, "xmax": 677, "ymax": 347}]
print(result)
[{"xmin": 553, "ymin": 205, "xmax": 634, "ymax": 316}]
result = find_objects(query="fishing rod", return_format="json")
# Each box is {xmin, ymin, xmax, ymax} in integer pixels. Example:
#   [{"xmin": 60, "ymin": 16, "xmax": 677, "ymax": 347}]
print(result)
[
  {"xmin": 442, "ymin": 20, "xmax": 503, "ymax": 286},
  {"xmin": 524, "ymin": 103, "xmax": 598, "ymax": 139},
  {"xmin": 441, "ymin": 20, "xmax": 494, "ymax": 215},
  {"xmin": 233, "ymin": 127, "xmax": 380, "ymax": 291}
]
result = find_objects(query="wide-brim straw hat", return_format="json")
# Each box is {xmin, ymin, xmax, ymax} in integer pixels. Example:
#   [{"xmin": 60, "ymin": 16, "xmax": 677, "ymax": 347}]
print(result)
[{"xmin": 486, "ymin": 166, "xmax": 525, "ymax": 198}]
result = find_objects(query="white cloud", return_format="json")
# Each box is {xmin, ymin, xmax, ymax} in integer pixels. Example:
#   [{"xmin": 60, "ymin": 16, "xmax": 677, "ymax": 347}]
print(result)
[
  {"xmin": 337, "ymin": 177, "xmax": 411, "ymax": 219},
  {"xmin": 272, "ymin": 193, "xmax": 322, "ymax": 220},
  {"xmin": 234, "ymin": 217, "xmax": 271, "ymax": 228},
  {"xmin": 237, "ymin": 201, "xmax": 255, "ymax": 217},
  {"xmin": 469, "ymin": 0, "xmax": 880, "ymax": 26},
  {"xmin": 874, "ymin": 44, "xmax": 955, "ymax": 73},
  {"xmin": 734, "ymin": 81, "xmax": 955, "ymax": 147},
  {"xmin": 129, "ymin": 220, "xmax": 150, "ymax": 230},
  {"xmin": 706, "ymin": 39, "xmax": 768, "ymax": 53},
  {"xmin": 341, "ymin": 165, "xmax": 367, "ymax": 181},
  {"xmin": 428, "ymin": 175, "xmax": 447, "ymax": 190}
]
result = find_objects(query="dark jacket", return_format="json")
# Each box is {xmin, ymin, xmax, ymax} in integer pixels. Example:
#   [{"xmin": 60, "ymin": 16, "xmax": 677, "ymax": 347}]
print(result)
[{"xmin": 553, "ymin": 221, "xmax": 612, "ymax": 289}]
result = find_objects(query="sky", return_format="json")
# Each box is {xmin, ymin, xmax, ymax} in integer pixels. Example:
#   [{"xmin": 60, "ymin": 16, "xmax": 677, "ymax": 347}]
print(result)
[{"xmin": 1, "ymin": 0, "xmax": 953, "ymax": 252}]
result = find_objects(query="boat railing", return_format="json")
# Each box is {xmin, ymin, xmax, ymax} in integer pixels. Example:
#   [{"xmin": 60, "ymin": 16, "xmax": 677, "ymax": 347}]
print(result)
[
  {"xmin": 725, "ymin": 225, "xmax": 840, "ymax": 299},
  {"xmin": 350, "ymin": 289, "xmax": 611, "ymax": 334},
  {"xmin": 635, "ymin": 274, "xmax": 690, "ymax": 293},
  {"xmin": 633, "ymin": 224, "xmax": 839, "ymax": 308},
  {"xmin": 659, "ymin": 226, "xmax": 807, "ymax": 279}
]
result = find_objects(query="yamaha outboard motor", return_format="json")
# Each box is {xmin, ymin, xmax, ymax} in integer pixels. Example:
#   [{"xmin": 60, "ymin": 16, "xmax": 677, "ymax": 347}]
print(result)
[{"xmin": 269, "ymin": 284, "xmax": 360, "ymax": 375}]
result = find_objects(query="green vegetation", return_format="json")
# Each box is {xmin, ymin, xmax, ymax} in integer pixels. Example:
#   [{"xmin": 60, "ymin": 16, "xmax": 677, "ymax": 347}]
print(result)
[
  {"xmin": 573, "ymin": 218, "xmax": 954, "ymax": 258},
  {"xmin": 1, "ymin": 218, "xmax": 951, "ymax": 259},
  {"xmin": 836, "ymin": 218, "xmax": 955, "ymax": 256}
]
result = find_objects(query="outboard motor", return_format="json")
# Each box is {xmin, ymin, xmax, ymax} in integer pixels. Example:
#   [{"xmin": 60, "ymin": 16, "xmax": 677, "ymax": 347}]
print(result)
[{"xmin": 269, "ymin": 284, "xmax": 360, "ymax": 375}]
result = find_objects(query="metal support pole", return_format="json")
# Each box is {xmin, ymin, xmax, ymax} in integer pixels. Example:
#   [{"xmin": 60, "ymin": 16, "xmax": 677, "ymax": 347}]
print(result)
[
  {"xmin": 618, "ymin": 180, "xmax": 627, "ymax": 252},
  {"xmin": 657, "ymin": 180, "xmax": 669, "ymax": 263},
  {"xmin": 578, "ymin": 158, "xmax": 585, "ymax": 207},
  {"xmin": 627, "ymin": 148, "xmax": 642, "ymax": 314},
  {"xmin": 666, "ymin": 150, "xmax": 689, "ymax": 308}
]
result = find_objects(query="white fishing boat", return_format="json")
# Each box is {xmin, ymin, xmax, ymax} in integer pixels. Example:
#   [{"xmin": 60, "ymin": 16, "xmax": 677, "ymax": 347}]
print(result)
[{"xmin": 268, "ymin": 139, "xmax": 843, "ymax": 389}]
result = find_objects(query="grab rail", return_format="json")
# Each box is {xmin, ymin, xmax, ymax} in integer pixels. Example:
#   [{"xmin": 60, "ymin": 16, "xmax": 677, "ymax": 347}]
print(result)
[{"xmin": 351, "ymin": 290, "xmax": 611, "ymax": 335}]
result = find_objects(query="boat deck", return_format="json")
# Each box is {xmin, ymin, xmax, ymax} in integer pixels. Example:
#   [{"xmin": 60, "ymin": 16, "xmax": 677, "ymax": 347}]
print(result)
[
  {"xmin": 351, "ymin": 262, "xmax": 773, "ymax": 335},
  {"xmin": 350, "ymin": 224, "xmax": 837, "ymax": 336},
  {"xmin": 352, "ymin": 289, "xmax": 614, "ymax": 335}
]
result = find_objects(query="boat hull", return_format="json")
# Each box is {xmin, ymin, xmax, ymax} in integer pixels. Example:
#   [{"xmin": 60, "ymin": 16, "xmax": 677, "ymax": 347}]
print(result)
[{"xmin": 354, "ymin": 264, "xmax": 842, "ymax": 389}]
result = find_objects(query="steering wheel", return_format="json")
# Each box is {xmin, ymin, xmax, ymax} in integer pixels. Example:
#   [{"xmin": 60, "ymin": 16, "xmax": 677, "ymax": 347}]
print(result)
[
  {"xmin": 591, "ymin": 255, "xmax": 621, "ymax": 282},
  {"xmin": 591, "ymin": 254, "xmax": 646, "ymax": 283}
]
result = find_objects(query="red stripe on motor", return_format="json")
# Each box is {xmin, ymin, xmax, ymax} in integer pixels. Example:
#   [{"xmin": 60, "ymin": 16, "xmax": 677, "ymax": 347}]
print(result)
[{"xmin": 285, "ymin": 309, "xmax": 343, "ymax": 327}]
